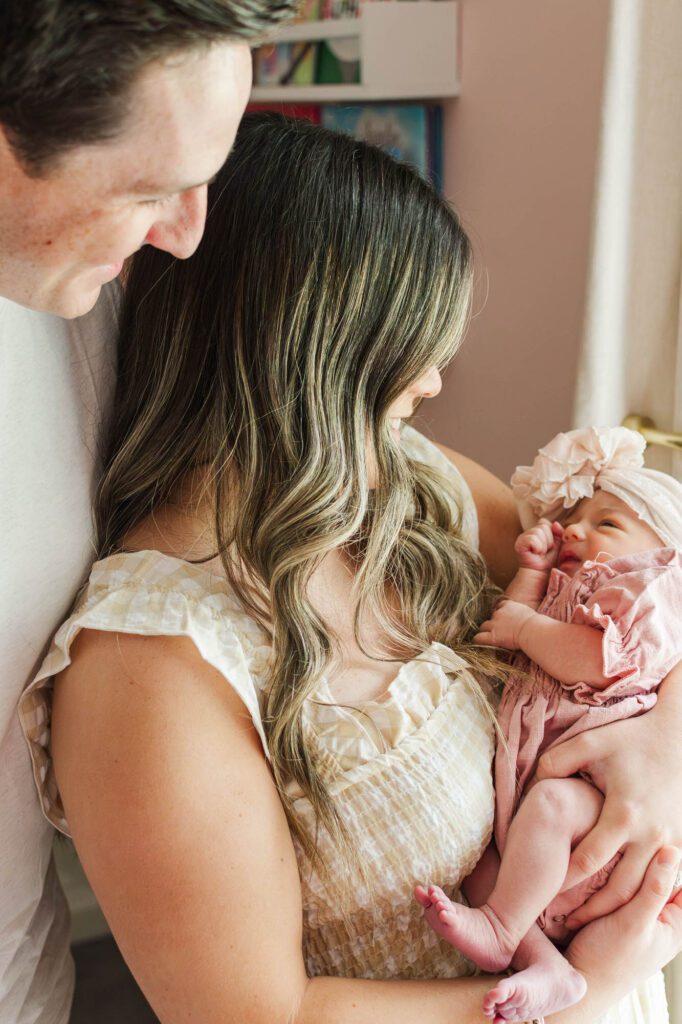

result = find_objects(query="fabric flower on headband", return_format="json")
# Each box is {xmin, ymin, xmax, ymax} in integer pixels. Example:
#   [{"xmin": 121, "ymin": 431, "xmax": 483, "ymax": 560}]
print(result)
[{"xmin": 511, "ymin": 426, "xmax": 646, "ymax": 526}]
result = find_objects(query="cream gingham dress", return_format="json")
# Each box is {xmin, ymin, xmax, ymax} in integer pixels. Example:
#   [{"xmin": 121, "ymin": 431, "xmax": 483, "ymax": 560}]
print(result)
[{"xmin": 19, "ymin": 428, "xmax": 669, "ymax": 1021}]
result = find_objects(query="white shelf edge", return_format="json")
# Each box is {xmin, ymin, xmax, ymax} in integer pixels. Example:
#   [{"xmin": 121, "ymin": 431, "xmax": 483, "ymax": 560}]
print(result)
[
  {"xmin": 261, "ymin": 17, "xmax": 360, "ymax": 44},
  {"xmin": 251, "ymin": 2, "xmax": 459, "ymax": 105},
  {"xmin": 251, "ymin": 83, "xmax": 459, "ymax": 103}
]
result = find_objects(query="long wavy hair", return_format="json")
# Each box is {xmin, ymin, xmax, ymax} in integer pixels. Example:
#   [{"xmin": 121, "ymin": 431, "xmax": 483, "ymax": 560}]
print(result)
[{"xmin": 96, "ymin": 113, "xmax": 501, "ymax": 868}]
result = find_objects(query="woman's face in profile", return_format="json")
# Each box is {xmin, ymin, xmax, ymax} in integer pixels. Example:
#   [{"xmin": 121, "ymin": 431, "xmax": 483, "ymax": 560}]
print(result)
[{"xmin": 366, "ymin": 365, "xmax": 443, "ymax": 487}]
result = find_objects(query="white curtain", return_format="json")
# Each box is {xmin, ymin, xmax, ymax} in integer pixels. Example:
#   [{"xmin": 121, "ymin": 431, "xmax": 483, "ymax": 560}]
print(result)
[
  {"xmin": 573, "ymin": 0, "xmax": 682, "ymax": 1016},
  {"xmin": 574, "ymin": 0, "xmax": 682, "ymax": 475}
]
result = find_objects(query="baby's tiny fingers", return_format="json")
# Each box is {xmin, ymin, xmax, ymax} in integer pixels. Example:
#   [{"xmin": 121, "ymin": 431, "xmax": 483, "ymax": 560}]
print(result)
[{"xmin": 473, "ymin": 631, "xmax": 493, "ymax": 646}]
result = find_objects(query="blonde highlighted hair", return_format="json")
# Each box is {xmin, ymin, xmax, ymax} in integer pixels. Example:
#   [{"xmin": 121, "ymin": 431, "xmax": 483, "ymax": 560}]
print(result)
[{"xmin": 96, "ymin": 113, "xmax": 502, "ymax": 870}]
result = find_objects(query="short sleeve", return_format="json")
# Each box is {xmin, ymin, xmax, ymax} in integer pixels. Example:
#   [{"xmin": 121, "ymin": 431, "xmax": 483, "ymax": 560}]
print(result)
[
  {"xmin": 18, "ymin": 551, "xmax": 271, "ymax": 837},
  {"xmin": 400, "ymin": 425, "xmax": 479, "ymax": 549},
  {"xmin": 570, "ymin": 551, "xmax": 682, "ymax": 702}
]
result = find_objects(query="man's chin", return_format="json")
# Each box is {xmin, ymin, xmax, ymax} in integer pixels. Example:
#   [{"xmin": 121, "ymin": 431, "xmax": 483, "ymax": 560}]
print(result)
[{"xmin": 48, "ymin": 282, "xmax": 103, "ymax": 319}]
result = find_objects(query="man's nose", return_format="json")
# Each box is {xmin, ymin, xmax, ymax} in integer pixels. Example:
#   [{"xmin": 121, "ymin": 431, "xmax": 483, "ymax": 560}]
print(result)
[{"xmin": 144, "ymin": 185, "xmax": 208, "ymax": 260}]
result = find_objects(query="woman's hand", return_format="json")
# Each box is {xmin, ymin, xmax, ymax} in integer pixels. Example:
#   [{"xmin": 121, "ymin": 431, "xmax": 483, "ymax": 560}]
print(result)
[
  {"xmin": 474, "ymin": 600, "xmax": 536, "ymax": 651},
  {"xmin": 565, "ymin": 847, "xmax": 682, "ymax": 1011},
  {"xmin": 536, "ymin": 662, "xmax": 682, "ymax": 928}
]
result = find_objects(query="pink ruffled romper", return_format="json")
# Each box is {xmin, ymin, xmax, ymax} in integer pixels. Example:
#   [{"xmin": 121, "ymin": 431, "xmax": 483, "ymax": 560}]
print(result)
[{"xmin": 494, "ymin": 547, "xmax": 682, "ymax": 942}]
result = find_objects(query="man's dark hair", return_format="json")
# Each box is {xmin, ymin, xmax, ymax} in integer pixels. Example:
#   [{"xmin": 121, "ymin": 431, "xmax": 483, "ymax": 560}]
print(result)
[{"xmin": 0, "ymin": 0, "xmax": 298, "ymax": 175}]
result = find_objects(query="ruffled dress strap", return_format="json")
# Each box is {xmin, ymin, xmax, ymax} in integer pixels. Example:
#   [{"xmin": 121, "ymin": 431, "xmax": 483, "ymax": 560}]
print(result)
[{"xmin": 19, "ymin": 550, "xmax": 271, "ymax": 836}]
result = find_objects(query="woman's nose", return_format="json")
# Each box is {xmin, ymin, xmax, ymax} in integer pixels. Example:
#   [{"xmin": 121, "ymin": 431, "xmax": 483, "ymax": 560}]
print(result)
[{"xmin": 414, "ymin": 366, "xmax": 442, "ymax": 399}]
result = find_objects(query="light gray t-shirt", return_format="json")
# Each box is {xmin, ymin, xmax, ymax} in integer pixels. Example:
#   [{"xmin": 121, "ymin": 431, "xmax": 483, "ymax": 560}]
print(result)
[{"xmin": 0, "ymin": 285, "xmax": 118, "ymax": 1023}]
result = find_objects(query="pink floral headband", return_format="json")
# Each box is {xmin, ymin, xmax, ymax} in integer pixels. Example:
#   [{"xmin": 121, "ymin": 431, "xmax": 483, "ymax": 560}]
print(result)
[{"xmin": 510, "ymin": 426, "xmax": 682, "ymax": 550}]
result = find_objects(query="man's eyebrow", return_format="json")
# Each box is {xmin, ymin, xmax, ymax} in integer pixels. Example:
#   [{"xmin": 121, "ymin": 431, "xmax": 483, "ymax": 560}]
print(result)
[{"xmin": 131, "ymin": 172, "xmax": 219, "ymax": 197}]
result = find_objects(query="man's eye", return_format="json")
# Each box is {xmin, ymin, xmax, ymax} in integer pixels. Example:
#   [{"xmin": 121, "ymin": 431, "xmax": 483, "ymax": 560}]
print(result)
[{"xmin": 140, "ymin": 195, "xmax": 173, "ymax": 208}]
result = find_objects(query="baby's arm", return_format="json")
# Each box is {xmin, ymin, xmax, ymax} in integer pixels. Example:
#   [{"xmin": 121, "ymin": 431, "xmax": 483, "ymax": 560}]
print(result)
[
  {"xmin": 516, "ymin": 614, "xmax": 618, "ymax": 689},
  {"xmin": 476, "ymin": 600, "xmax": 617, "ymax": 688},
  {"xmin": 476, "ymin": 518, "xmax": 619, "ymax": 687},
  {"xmin": 506, "ymin": 519, "xmax": 563, "ymax": 610}
]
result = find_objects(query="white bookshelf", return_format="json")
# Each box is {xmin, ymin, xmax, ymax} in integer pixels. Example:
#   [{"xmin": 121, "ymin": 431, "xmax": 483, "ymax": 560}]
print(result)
[{"xmin": 250, "ymin": 1, "xmax": 459, "ymax": 104}]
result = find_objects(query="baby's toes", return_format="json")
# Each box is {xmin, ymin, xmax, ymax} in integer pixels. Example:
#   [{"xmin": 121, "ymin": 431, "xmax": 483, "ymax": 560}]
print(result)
[
  {"xmin": 413, "ymin": 885, "xmax": 432, "ymax": 908},
  {"xmin": 427, "ymin": 884, "xmax": 451, "ymax": 908},
  {"xmin": 483, "ymin": 981, "xmax": 520, "ymax": 1022},
  {"xmin": 483, "ymin": 984, "xmax": 505, "ymax": 1016}
]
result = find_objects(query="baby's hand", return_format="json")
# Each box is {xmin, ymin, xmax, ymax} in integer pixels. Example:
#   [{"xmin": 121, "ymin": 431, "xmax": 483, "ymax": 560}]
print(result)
[
  {"xmin": 515, "ymin": 518, "xmax": 563, "ymax": 572},
  {"xmin": 474, "ymin": 600, "xmax": 536, "ymax": 651}
]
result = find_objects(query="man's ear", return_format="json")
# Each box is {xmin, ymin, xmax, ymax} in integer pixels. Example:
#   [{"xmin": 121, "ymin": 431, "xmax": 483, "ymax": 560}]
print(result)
[{"xmin": 0, "ymin": 123, "xmax": 26, "ymax": 178}]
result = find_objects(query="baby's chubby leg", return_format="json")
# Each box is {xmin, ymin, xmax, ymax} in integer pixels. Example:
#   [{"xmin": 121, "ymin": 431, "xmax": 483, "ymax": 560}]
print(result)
[{"xmin": 417, "ymin": 778, "xmax": 603, "ymax": 972}]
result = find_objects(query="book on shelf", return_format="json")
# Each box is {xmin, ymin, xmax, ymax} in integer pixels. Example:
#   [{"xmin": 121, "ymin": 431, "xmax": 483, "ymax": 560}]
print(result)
[
  {"xmin": 247, "ymin": 103, "xmax": 321, "ymax": 124},
  {"xmin": 252, "ymin": 0, "xmax": 365, "ymax": 88},
  {"xmin": 321, "ymin": 104, "xmax": 443, "ymax": 190},
  {"xmin": 252, "ymin": 0, "xmax": 321, "ymax": 87}
]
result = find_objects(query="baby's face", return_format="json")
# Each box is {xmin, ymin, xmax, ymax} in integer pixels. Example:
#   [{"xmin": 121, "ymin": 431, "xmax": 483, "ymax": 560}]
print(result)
[{"xmin": 558, "ymin": 490, "xmax": 663, "ymax": 576}]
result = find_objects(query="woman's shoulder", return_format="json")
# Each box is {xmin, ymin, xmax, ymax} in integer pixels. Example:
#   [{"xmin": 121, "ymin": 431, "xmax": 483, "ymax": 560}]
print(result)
[
  {"xmin": 74, "ymin": 549, "xmax": 270, "ymax": 674},
  {"xmin": 19, "ymin": 549, "xmax": 272, "ymax": 836}
]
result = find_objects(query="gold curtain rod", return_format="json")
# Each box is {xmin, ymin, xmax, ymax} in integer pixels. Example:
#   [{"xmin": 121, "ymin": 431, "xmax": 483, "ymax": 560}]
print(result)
[{"xmin": 622, "ymin": 414, "xmax": 682, "ymax": 452}]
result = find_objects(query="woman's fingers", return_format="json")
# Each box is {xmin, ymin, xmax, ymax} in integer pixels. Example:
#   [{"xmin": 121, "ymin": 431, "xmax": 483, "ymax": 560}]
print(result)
[
  {"xmin": 636, "ymin": 848, "xmax": 681, "ymax": 916},
  {"xmin": 659, "ymin": 900, "xmax": 682, "ymax": 931},
  {"xmin": 563, "ymin": 808, "xmax": 628, "ymax": 889},
  {"xmin": 536, "ymin": 730, "xmax": 593, "ymax": 782},
  {"xmin": 566, "ymin": 847, "xmax": 682, "ymax": 997},
  {"xmin": 659, "ymin": 888, "xmax": 682, "ymax": 927},
  {"xmin": 565, "ymin": 843, "xmax": 651, "ymax": 928}
]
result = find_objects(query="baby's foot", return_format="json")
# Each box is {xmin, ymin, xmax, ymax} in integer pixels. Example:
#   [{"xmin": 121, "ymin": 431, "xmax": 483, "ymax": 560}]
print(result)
[
  {"xmin": 414, "ymin": 885, "xmax": 519, "ymax": 972},
  {"xmin": 483, "ymin": 958, "xmax": 587, "ymax": 1023}
]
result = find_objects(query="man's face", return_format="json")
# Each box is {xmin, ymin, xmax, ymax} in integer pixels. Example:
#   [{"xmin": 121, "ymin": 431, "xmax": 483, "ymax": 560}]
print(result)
[{"xmin": 0, "ymin": 41, "xmax": 252, "ymax": 318}]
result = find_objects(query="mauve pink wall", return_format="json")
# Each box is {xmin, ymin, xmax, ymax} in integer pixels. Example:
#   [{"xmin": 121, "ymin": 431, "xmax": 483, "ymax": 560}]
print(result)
[{"xmin": 416, "ymin": 0, "xmax": 611, "ymax": 481}]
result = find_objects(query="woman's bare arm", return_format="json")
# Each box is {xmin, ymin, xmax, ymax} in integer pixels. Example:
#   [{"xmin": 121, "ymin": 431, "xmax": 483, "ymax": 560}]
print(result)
[
  {"xmin": 52, "ymin": 631, "xmax": 309, "ymax": 1024},
  {"xmin": 51, "ymin": 630, "xmax": 502, "ymax": 1024},
  {"xmin": 436, "ymin": 443, "xmax": 520, "ymax": 589},
  {"xmin": 51, "ymin": 631, "xmax": 681, "ymax": 1023}
]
